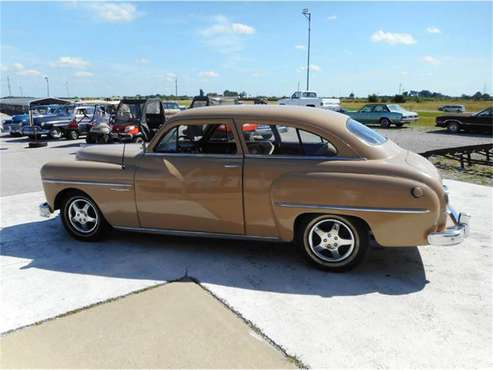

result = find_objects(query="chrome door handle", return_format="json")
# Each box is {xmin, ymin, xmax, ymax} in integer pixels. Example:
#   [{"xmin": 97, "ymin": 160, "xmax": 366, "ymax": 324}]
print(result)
[{"xmin": 224, "ymin": 164, "xmax": 240, "ymax": 168}]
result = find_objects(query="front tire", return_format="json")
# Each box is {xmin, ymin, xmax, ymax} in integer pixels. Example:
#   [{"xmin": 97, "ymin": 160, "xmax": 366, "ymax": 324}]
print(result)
[
  {"xmin": 447, "ymin": 121, "xmax": 460, "ymax": 134},
  {"xmin": 379, "ymin": 118, "xmax": 391, "ymax": 128},
  {"xmin": 66, "ymin": 130, "xmax": 79, "ymax": 140},
  {"xmin": 61, "ymin": 193, "xmax": 108, "ymax": 241},
  {"xmin": 296, "ymin": 215, "xmax": 369, "ymax": 272}
]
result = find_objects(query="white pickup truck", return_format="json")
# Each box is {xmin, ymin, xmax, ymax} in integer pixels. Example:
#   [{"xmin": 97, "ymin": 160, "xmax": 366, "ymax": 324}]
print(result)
[{"xmin": 278, "ymin": 91, "xmax": 341, "ymax": 111}]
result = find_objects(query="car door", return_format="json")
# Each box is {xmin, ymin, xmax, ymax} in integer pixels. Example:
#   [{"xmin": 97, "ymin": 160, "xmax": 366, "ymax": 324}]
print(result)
[
  {"xmin": 357, "ymin": 105, "xmax": 374, "ymax": 124},
  {"xmin": 134, "ymin": 119, "xmax": 244, "ymax": 234},
  {"xmin": 238, "ymin": 120, "xmax": 342, "ymax": 238}
]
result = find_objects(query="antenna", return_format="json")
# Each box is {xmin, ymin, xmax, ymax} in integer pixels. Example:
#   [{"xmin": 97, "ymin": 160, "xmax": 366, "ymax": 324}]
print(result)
[
  {"xmin": 121, "ymin": 143, "xmax": 126, "ymax": 170},
  {"xmin": 7, "ymin": 76, "xmax": 12, "ymax": 96}
]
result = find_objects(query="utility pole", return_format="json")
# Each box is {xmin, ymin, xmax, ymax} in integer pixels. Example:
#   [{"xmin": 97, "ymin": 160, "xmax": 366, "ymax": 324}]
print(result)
[
  {"xmin": 65, "ymin": 81, "xmax": 70, "ymax": 97},
  {"xmin": 7, "ymin": 75, "xmax": 12, "ymax": 96},
  {"xmin": 399, "ymin": 83, "xmax": 402, "ymax": 95},
  {"xmin": 19, "ymin": 86, "xmax": 23, "ymax": 96},
  {"xmin": 175, "ymin": 77, "xmax": 178, "ymax": 97},
  {"xmin": 297, "ymin": 81, "xmax": 300, "ymax": 92},
  {"xmin": 44, "ymin": 76, "xmax": 50, "ymax": 97},
  {"xmin": 302, "ymin": 8, "xmax": 312, "ymax": 91}
]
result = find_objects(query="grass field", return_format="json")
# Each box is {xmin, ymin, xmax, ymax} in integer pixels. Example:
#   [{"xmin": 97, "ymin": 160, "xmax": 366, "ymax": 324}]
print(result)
[{"xmin": 174, "ymin": 98, "xmax": 492, "ymax": 127}]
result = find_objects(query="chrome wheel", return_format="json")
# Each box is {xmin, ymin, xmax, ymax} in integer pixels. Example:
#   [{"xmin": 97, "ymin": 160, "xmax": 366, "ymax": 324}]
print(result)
[
  {"xmin": 68, "ymin": 198, "xmax": 98, "ymax": 234},
  {"xmin": 308, "ymin": 218, "xmax": 355, "ymax": 263}
]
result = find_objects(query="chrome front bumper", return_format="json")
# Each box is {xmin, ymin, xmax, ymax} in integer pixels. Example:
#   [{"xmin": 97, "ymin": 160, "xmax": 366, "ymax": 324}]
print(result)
[
  {"xmin": 39, "ymin": 202, "xmax": 52, "ymax": 218},
  {"xmin": 427, "ymin": 205, "xmax": 470, "ymax": 246}
]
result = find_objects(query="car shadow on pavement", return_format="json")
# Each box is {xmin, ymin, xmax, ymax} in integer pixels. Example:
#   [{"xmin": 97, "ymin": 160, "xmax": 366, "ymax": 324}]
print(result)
[{"xmin": 1, "ymin": 218, "xmax": 428, "ymax": 298}]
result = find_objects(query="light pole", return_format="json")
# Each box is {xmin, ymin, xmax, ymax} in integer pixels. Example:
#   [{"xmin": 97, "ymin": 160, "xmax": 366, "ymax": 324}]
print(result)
[
  {"xmin": 175, "ymin": 77, "xmax": 178, "ymax": 97},
  {"xmin": 44, "ymin": 76, "xmax": 50, "ymax": 96},
  {"xmin": 302, "ymin": 8, "xmax": 311, "ymax": 91}
]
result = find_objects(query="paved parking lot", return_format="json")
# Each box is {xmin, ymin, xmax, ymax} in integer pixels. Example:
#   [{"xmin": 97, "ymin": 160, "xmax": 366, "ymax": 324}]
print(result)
[{"xmin": 0, "ymin": 131, "xmax": 492, "ymax": 368}]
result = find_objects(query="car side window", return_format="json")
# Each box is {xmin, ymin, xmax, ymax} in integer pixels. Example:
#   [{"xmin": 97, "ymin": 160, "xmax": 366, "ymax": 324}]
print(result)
[
  {"xmin": 360, "ymin": 106, "xmax": 373, "ymax": 113},
  {"xmin": 154, "ymin": 123, "xmax": 237, "ymax": 155},
  {"xmin": 241, "ymin": 123, "xmax": 337, "ymax": 157},
  {"xmin": 373, "ymin": 105, "xmax": 387, "ymax": 112}
]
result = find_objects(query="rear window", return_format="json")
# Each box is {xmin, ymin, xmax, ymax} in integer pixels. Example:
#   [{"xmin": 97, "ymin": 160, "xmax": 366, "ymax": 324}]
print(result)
[{"xmin": 346, "ymin": 119, "xmax": 387, "ymax": 145}]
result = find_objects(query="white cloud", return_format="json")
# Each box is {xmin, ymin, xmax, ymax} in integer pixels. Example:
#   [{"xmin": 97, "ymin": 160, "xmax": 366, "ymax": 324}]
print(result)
[
  {"xmin": 371, "ymin": 30, "xmax": 416, "ymax": 45},
  {"xmin": 231, "ymin": 23, "xmax": 255, "ymax": 34},
  {"xmin": 74, "ymin": 71, "xmax": 94, "ymax": 78},
  {"xmin": 422, "ymin": 55, "xmax": 441, "ymax": 65},
  {"xmin": 199, "ymin": 16, "xmax": 255, "ymax": 54},
  {"xmin": 52, "ymin": 56, "xmax": 90, "ymax": 69},
  {"xmin": 426, "ymin": 26, "xmax": 441, "ymax": 34},
  {"xmin": 201, "ymin": 16, "xmax": 256, "ymax": 37},
  {"xmin": 327, "ymin": 15, "xmax": 337, "ymax": 21},
  {"xmin": 199, "ymin": 71, "xmax": 219, "ymax": 78},
  {"xmin": 90, "ymin": 3, "xmax": 140, "ymax": 23},
  {"xmin": 12, "ymin": 63, "xmax": 25, "ymax": 71},
  {"xmin": 295, "ymin": 44, "xmax": 305, "ymax": 50},
  {"xmin": 17, "ymin": 69, "xmax": 42, "ymax": 76},
  {"xmin": 299, "ymin": 64, "xmax": 321, "ymax": 72},
  {"xmin": 136, "ymin": 58, "xmax": 149, "ymax": 64},
  {"xmin": 164, "ymin": 72, "xmax": 177, "ymax": 81}
]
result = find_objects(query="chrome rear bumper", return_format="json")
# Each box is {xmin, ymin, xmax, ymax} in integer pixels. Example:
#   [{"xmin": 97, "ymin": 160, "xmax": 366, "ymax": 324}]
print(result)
[
  {"xmin": 427, "ymin": 205, "xmax": 470, "ymax": 246},
  {"xmin": 39, "ymin": 202, "xmax": 52, "ymax": 218}
]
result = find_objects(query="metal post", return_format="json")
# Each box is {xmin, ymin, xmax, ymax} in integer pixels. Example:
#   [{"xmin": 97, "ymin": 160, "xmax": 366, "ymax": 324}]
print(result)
[
  {"xmin": 302, "ymin": 9, "xmax": 311, "ymax": 91},
  {"xmin": 175, "ymin": 78, "xmax": 178, "ymax": 97}
]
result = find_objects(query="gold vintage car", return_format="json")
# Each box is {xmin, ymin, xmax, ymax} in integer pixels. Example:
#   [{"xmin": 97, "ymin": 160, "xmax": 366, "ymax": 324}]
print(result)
[{"xmin": 39, "ymin": 105, "xmax": 470, "ymax": 271}]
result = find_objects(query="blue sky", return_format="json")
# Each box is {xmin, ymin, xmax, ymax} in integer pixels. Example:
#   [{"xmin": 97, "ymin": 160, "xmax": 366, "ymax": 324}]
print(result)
[{"xmin": 1, "ymin": 1, "xmax": 492, "ymax": 98}]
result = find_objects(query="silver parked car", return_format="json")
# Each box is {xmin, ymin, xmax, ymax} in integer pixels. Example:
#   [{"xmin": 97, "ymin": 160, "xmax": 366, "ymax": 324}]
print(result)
[{"xmin": 438, "ymin": 105, "xmax": 465, "ymax": 113}]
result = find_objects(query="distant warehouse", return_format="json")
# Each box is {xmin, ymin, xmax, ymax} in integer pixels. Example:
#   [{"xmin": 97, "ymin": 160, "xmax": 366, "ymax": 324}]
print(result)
[{"xmin": 0, "ymin": 97, "xmax": 73, "ymax": 116}]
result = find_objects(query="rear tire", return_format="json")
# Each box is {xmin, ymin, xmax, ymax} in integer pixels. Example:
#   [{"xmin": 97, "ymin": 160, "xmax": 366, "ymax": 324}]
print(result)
[
  {"xmin": 379, "ymin": 118, "xmax": 391, "ymax": 128},
  {"xmin": 296, "ymin": 214, "xmax": 369, "ymax": 272},
  {"xmin": 60, "ymin": 192, "xmax": 108, "ymax": 241},
  {"xmin": 49, "ymin": 127, "xmax": 62, "ymax": 140}
]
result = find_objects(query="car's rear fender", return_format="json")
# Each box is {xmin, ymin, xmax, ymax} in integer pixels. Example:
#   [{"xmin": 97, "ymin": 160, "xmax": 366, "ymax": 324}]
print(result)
[{"xmin": 270, "ymin": 171, "xmax": 442, "ymax": 246}]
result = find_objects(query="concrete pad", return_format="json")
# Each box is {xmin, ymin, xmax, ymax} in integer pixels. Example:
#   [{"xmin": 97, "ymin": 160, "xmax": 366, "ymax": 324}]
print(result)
[
  {"xmin": 1, "ymin": 180, "xmax": 492, "ymax": 368},
  {"xmin": 0, "ymin": 281, "xmax": 296, "ymax": 369}
]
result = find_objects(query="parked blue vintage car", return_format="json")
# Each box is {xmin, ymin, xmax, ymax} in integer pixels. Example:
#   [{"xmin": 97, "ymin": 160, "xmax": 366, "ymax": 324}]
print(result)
[{"xmin": 346, "ymin": 104, "xmax": 419, "ymax": 128}]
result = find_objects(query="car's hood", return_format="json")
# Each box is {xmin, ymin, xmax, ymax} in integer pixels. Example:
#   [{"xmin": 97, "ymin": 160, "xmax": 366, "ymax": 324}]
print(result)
[
  {"xmin": 437, "ymin": 112, "xmax": 474, "ymax": 119},
  {"xmin": 76, "ymin": 144, "xmax": 142, "ymax": 165}
]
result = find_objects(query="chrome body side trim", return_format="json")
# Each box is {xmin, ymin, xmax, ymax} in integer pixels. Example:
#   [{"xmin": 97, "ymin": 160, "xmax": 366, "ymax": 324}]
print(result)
[
  {"xmin": 113, "ymin": 226, "xmax": 280, "ymax": 242},
  {"xmin": 275, "ymin": 202, "xmax": 430, "ymax": 214},
  {"xmin": 42, "ymin": 179, "xmax": 133, "ymax": 188}
]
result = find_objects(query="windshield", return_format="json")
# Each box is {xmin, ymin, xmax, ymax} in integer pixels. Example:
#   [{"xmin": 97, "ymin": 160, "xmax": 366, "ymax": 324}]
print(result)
[
  {"xmin": 387, "ymin": 104, "xmax": 405, "ymax": 112},
  {"xmin": 346, "ymin": 119, "xmax": 388, "ymax": 145},
  {"xmin": 115, "ymin": 102, "xmax": 143, "ymax": 124},
  {"xmin": 164, "ymin": 102, "xmax": 179, "ymax": 109}
]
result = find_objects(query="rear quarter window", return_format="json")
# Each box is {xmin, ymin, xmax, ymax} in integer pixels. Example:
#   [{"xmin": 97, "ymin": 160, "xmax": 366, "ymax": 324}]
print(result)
[{"xmin": 346, "ymin": 119, "xmax": 387, "ymax": 145}]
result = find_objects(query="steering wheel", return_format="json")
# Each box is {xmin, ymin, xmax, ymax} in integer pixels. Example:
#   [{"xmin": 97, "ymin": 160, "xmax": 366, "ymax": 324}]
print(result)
[{"xmin": 177, "ymin": 135, "xmax": 199, "ymax": 153}]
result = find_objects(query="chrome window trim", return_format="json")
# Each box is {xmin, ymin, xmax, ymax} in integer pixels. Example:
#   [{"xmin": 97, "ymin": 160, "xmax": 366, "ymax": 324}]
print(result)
[
  {"xmin": 113, "ymin": 226, "xmax": 280, "ymax": 241},
  {"xmin": 245, "ymin": 154, "xmax": 365, "ymax": 161},
  {"xmin": 144, "ymin": 152, "xmax": 242, "ymax": 159},
  {"xmin": 42, "ymin": 179, "xmax": 133, "ymax": 188},
  {"xmin": 275, "ymin": 201, "xmax": 430, "ymax": 214}
]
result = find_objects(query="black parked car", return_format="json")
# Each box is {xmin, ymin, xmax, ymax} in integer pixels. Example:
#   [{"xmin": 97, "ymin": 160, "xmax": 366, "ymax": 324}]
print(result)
[{"xmin": 436, "ymin": 107, "xmax": 493, "ymax": 133}]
